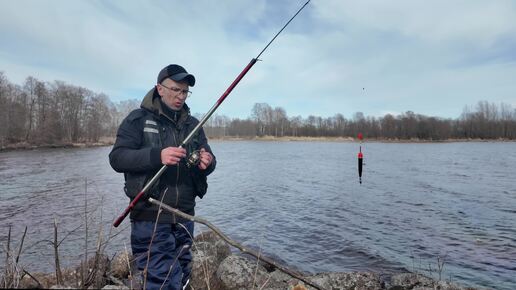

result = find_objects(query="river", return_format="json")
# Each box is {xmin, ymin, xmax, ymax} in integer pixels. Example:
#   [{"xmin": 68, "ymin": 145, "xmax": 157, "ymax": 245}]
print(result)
[{"xmin": 0, "ymin": 141, "xmax": 515, "ymax": 289}]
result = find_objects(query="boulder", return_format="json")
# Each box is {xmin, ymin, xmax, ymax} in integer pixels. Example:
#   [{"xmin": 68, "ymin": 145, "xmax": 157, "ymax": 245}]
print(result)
[
  {"xmin": 391, "ymin": 273, "xmax": 435, "ymax": 289},
  {"xmin": 289, "ymin": 272, "xmax": 383, "ymax": 290},
  {"xmin": 110, "ymin": 251, "xmax": 131, "ymax": 279},
  {"xmin": 101, "ymin": 285, "xmax": 130, "ymax": 290},
  {"xmin": 14, "ymin": 231, "xmax": 477, "ymax": 290},
  {"xmin": 49, "ymin": 285, "xmax": 76, "ymax": 289},
  {"xmin": 390, "ymin": 273, "xmax": 465, "ymax": 290},
  {"xmin": 216, "ymin": 255, "xmax": 274, "ymax": 290},
  {"xmin": 191, "ymin": 231, "xmax": 232, "ymax": 290}
]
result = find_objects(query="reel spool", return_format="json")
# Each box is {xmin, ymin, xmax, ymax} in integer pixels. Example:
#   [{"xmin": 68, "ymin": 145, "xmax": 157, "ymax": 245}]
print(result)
[{"xmin": 186, "ymin": 150, "xmax": 201, "ymax": 168}]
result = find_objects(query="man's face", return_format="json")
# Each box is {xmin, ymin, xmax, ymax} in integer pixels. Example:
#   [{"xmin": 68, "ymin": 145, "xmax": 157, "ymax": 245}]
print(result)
[{"xmin": 157, "ymin": 78, "xmax": 190, "ymax": 111}]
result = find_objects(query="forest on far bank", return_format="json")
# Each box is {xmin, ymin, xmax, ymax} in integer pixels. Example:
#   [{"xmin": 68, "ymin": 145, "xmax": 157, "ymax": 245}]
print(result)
[{"xmin": 1, "ymin": 72, "xmax": 515, "ymax": 148}]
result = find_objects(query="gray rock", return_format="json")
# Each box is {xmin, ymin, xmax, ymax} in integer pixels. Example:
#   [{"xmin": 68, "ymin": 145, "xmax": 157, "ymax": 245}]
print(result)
[
  {"xmin": 268, "ymin": 269, "xmax": 292, "ymax": 282},
  {"xmin": 434, "ymin": 280, "xmax": 467, "ymax": 290},
  {"xmin": 390, "ymin": 273, "xmax": 466, "ymax": 290},
  {"xmin": 268, "ymin": 269, "xmax": 295, "ymax": 289},
  {"xmin": 391, "ymin": 273, "xmax": 435, "ymax": 288},
  {"xmin": 49, "ymin": 285, "xmax": 76, "ymax": 289},
  {"xmin": 191, "ymin": 231, "xmax": 232, "ymax": 290},
  {"xmin": 102, "ymin": 285, "xmax": 130, "ymax": 290},
  {"xmin": 289, "ymin": 272, "xmax": 383, "ymax": 290},
  {"xmin": 216, "ymin": 255, "xmax": 275, "ymax": 290},
  {"xmin": 110, "ymin": 251, "xmax": 131, "ymax": 279}
]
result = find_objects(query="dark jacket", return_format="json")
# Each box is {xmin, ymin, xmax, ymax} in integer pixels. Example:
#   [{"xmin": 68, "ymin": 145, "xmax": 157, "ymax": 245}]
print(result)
[{"xmin": 109, "ymin": 87, "xmax": 216, "ymax": 223}]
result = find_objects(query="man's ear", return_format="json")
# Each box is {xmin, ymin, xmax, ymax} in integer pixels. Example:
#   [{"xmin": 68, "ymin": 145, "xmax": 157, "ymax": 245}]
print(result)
[{"xmin": 156, "ymin": 84, "xmax": 163, "ymax": 97}]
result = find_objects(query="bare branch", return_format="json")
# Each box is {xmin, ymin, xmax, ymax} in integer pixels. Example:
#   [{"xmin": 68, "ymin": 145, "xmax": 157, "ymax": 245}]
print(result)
[{"xmin": 148, "ymin": 197, "xmax": 323, "ymax": 290}]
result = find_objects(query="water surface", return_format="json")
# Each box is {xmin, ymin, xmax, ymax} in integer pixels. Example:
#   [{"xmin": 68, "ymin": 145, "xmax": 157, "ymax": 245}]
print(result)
[{"xmin": 0, "ymin": 141, "xmax": 515, "ymax": 289}]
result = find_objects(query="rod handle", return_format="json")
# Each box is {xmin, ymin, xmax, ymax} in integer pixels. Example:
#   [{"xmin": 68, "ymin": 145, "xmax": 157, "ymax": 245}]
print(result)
[{"xmin": 112, "ymin": 190, "xmax": 146, "ymax": 227}]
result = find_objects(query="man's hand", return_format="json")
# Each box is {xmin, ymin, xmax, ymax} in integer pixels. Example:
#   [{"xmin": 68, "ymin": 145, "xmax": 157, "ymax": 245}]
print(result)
[
  {"xmin": 161, "ymin": 147, "xmax": 186, "ymax": 165},
  {"xmin": 198, "ymin": 148, "xmax": 213, "ymax": 170}
]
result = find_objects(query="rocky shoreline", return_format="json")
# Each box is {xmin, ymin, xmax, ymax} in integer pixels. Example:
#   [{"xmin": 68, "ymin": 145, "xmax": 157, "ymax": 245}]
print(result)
[{"xmin": 11, "ymin": 231, "xmax": 477, "ymax": 290}]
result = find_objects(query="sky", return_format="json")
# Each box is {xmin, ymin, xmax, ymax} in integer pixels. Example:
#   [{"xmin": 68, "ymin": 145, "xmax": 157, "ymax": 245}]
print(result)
[{"xmin": 1, "ymin": 0, "xmax": 515, "ymax": 119}]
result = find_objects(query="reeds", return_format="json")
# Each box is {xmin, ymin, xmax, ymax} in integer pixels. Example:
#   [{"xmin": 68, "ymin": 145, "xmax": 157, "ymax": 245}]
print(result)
[
  {"xmin": 2, "ymin": 225, "xmax": 29, "ymax": 288},
  {"xmin": 0, "ymin": 179, "xmax": 128, "ymax": 289}
]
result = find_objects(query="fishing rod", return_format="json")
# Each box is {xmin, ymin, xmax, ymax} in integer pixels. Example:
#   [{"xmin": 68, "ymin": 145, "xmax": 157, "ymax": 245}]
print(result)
[
  {"xmin": 357, "ymin": 132, "xmax": 364, "ymax": 184},
  {"xmin": 113, "ymin": 0, "xmax": 311, "ymax": 228}
]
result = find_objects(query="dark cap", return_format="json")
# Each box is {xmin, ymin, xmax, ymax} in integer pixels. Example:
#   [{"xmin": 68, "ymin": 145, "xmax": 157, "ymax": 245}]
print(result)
[{"xmin": 157, "ymin": 64, "xmax": 195, "ymax": 86}]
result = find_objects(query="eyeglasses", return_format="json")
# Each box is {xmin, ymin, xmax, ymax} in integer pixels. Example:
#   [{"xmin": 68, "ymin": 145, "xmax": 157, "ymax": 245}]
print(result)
[{"xmin": 160, "ymin": 84, "xmax": 192, "ymax": 98}]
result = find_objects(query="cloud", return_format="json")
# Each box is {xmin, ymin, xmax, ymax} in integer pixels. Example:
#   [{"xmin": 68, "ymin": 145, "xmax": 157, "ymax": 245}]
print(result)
[
  {"xmin": 1, "ymin": 0, "xmax": 515, "ymax": 119},
  {"xmin": 315, "ymin": 0, "xmax": 516, "ymax": 44}
]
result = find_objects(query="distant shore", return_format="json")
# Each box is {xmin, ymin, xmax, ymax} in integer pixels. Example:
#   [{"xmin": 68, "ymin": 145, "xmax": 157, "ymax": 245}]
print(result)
[
  {"xmin": 1, "ymin": 136, "xmax": 513, "ymax": 152},
  {"xmin": 210, "ymin": 135, "xmax": 515, "ymax": 143},
  {"xmin": 0, "ymin": 137, "xmax": 115, "ymax": 152}
]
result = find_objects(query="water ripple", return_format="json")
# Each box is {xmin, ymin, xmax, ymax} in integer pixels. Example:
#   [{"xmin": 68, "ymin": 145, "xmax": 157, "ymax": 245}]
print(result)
[{"xmin": 1, "ymin": 142, "xmax": 515, "ymax": 290}]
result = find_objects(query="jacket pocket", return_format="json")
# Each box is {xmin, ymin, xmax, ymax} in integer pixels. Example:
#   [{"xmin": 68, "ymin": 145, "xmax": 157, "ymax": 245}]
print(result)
[
  {"xmin": 125, "ymin": 173, "xmax": 161, "ymax": 200},
  {"xmin": 190, "ymin": 171, "xmax": 208, "ymax": 199},
  {"xmin": 124, "ymin": 174, "xmax": 146, "ymax": 199}
]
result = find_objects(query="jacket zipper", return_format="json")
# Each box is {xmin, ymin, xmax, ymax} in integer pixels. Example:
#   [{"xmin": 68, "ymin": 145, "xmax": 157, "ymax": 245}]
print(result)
[{"xmin": 173, "ymin": 129, "xmax": 180, "ymax": 224}]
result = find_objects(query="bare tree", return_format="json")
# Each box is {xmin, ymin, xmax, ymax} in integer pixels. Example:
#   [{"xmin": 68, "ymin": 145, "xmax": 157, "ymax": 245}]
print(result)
[
  {"xmin": 251, "ymin": 103, "xmax": 272, "ymax": 136},
  {"xmin": 22, "ymin": 77, "xmax": 40, "ymax": 142},
  {"xmin": 2, "ymin": 72, "xmax": 516, "ymax": 145},
  {"xmin": 289, "ymin": 115, "xmax": 302, "ymax": 137},
  {"xmin": 0, "ymin": 72, "xmax": 9, "ymax": 147},
  {"xmin": 272, "ymin": 107, "xmax": 287, "ymax": 137}
]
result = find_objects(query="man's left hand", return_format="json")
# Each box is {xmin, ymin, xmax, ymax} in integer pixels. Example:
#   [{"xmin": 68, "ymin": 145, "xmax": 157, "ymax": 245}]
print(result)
[{"xmin": 198, "ymin": 148, "xmax": 213, "ymax": 170}]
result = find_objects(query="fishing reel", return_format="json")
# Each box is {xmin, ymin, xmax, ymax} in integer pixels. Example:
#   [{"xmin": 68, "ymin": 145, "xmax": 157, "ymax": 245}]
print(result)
[{"xmin": 186, "ymin": 150, "xmax": 201, "ymax": 168}]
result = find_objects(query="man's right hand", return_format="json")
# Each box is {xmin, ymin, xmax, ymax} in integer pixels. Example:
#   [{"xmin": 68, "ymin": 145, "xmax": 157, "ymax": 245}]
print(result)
[{"xmin": 161, "ymin": 147, "xmax": 186, "ymax": 165}]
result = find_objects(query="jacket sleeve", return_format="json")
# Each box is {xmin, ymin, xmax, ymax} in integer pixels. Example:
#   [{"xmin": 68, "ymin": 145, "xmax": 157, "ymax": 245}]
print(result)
[
  {"xmin": 109, "ymin": 110, "xmax": 163, "ymax": 173},
  {"xmin": 197, "ymin": 127, "xmax": 216, "ymax": 176}
]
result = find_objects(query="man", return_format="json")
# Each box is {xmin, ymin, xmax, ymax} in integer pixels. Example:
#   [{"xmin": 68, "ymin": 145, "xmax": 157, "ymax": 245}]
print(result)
[{"xmin": 109, "ymin": 64, "xmax": 216, "ymax": 290}]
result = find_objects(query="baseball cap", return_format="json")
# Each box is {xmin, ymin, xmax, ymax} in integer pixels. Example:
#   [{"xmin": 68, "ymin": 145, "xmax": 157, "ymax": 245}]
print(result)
[{"xmin": 157, "ymin": 64, "xmax": 195, "ymax": 86}]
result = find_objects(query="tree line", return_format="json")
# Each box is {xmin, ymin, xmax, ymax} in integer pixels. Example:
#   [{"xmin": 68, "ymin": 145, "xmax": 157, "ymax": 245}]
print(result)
[
  {"xmin": 0, "ymin": 72, "xmax": 138, "ymax": 147},
  {"xmin": 204, "ymin": 101, "xmax": 516, "ymax": 140},
  {"xmin": 1, "ymin": 72, "xmax": 515, "ymax": 149}
]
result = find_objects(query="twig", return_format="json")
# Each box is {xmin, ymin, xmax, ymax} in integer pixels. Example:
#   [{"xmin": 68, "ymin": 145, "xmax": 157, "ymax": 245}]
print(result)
[
  {"xmin": 100, "ymin": 223, "xmax": 129, "ymax": 248},
  {"xmin": 84, "ymin": 178, "xmax": 88, "ymax": 288},
  {"xmin": 108, "ymin": 274, "xmax": 126, "ymax": 287},
  {"xmin": 436, "ymin": 255, "xmax": 446, "ymax": 281},
  {"xmin": 143, "ymin": 187, "xmax": 169, "ymax": 290},
  {"xmin": 160, "ymin": 244, "xmax": 190, "ymax": 290},
  {"xmin": 142, "ymin": 206, "xmax": 162, "ymax": 290},
  {"xmin": 84, "ymin": 221, "xmax": 105, "ymax": 288},
  {"xmin": 253, "ymin": 229, "xmax": 265, "ymax": 290},
  {"xmin": 199, "ymin": 231, "xmax": 212, "ymax": 290},
  {"xmin": 99, "ymin": 197, "xmax": 114, "ymax": 256},
  {"xmin": 80, "ymin": 261, "xmax": 84, "ymax": 289},
  {"xmin": 258, "ymin": 274, "xmax": 273, "ymax": 290},
  {"xmin": 15, "ymin": 226, "xmax": 27, "ymax": 265},
  {"xmin": 22, "ymin": 269, "xmax": 43, "ymax": 288},
  {"xmin": 188, "ymin": 228, "xmax": 212, "ymax": 290},
  {"xmin": 124, "ymin": 242, "xmax": 133, "ymax": 290},
  {"xmin": 57, "ymin": 223, "xmax": 84, "ymax": 247},
  {"xmin": 53, "ymin": 218, "xmax": 63, "ymax": 285},
  {"xmin": 148, "ymin": 197, "xmax": 324, "ymax": 290},
  {"xmin": 4, "ymin": 225, "xmax": 11, "ymax": 288}
]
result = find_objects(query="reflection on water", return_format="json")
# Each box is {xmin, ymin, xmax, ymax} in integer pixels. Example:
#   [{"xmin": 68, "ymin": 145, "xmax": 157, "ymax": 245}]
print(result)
[{"xmin": 0, "ymin": 142, "xmax": 515, "ymax": 289}]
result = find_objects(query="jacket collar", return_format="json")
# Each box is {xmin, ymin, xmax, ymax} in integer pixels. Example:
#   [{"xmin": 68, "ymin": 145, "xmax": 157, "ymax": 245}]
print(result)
[{"xmin": 140, "ymin": 87, "xmax": 191, "ymax": 125}]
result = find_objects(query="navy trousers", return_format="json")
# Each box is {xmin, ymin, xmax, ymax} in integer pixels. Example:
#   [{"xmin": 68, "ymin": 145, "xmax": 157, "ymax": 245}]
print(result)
[{"xmin": 131, "ymin": 221, "xmax": 194, "ymax": 290}]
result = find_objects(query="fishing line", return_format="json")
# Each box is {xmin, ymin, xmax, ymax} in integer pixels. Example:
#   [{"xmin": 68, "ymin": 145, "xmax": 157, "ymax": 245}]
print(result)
[{"xmin": 113, "ymin": 1, "xmax": 311, "ymax": 228}]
